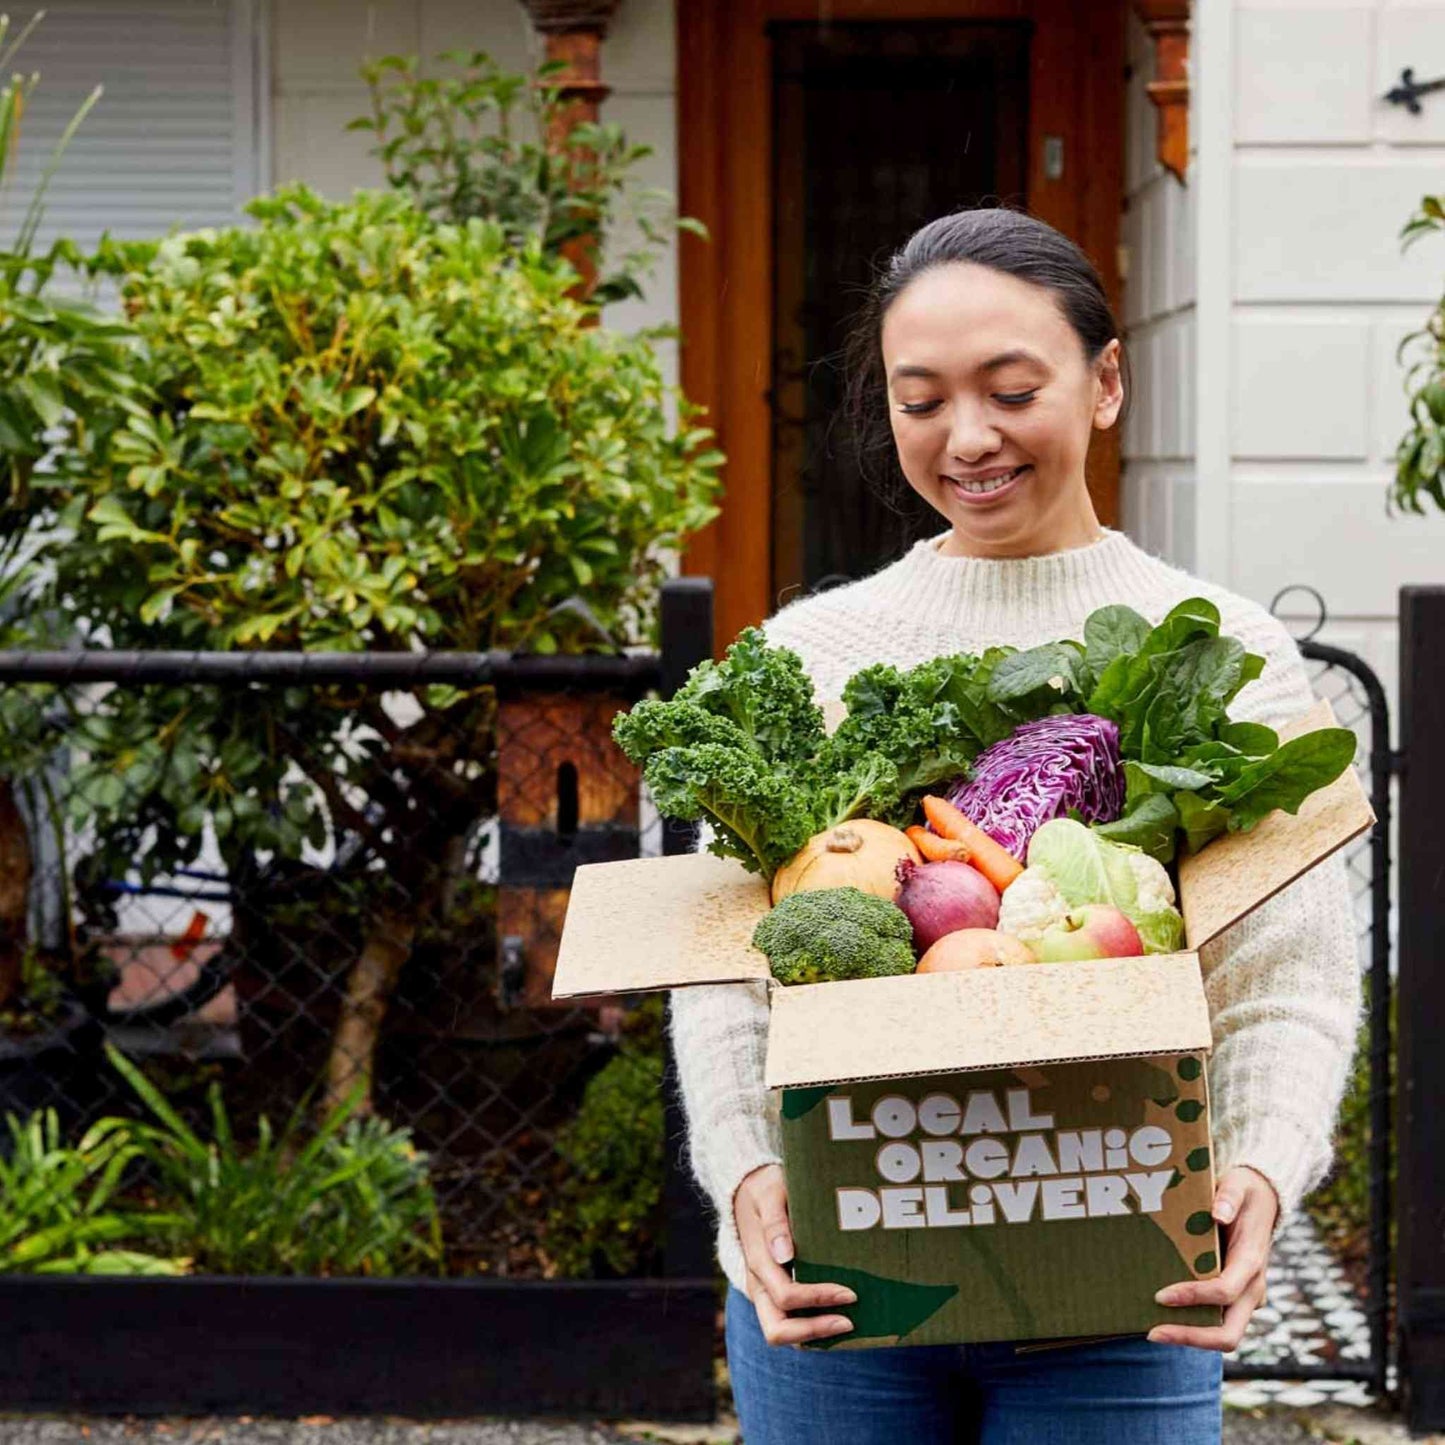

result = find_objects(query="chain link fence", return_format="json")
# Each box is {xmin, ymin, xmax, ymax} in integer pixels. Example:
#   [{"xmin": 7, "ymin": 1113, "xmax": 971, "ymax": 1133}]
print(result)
[{"xmin": 0, "ymin": 647, "xmax": 694, "ymax": 1279}]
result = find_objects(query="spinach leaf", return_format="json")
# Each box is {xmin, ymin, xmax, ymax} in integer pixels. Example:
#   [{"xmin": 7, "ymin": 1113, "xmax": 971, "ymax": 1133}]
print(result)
[
  {"xmin": 1083, "ymin": 604, "xmax": 1151, "ymax": 678},
  {"xmin": 1217, "ymin": 720, "xmax": 1278, "ymax": 756},
  {"xmin": 1218, "ymin": 728, "xmax": 1358, "ymax": 831},
  {"xmin": 1175, "ymin": 791, "xmax": 1231, "ymax": 854},
  {"xmin": 1094, "ymin": 793, "xmax": 1179, "ymax": 863},
  {"xmin": 1127, "ymin": 760, "xmax": 1218, "ymax": 794},
  {"xmin": 986, "ymin": 640, "xmax": 1090, "ymax": 707}
]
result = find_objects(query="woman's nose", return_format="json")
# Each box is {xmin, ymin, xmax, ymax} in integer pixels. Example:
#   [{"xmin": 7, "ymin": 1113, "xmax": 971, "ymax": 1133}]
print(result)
[{"xmin": 946, "ymin": 403, "xmax": 1002, "ymax": 463}]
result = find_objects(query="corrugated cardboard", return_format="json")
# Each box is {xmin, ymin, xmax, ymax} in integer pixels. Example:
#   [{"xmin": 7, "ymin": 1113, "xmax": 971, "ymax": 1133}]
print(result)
[
  {"xmin": 551, "ymin": 852, "xmax": 770, "ymax": 997},
  {"xmin": 764, "ymin": 955, "xmax": 1211, "ymax": 1089}
]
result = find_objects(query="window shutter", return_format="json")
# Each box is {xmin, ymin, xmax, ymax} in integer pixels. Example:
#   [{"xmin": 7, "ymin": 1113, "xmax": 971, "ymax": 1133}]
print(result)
[{"xmin": 1, "ymin": 0, "xmax": 264, "ymax": 251}]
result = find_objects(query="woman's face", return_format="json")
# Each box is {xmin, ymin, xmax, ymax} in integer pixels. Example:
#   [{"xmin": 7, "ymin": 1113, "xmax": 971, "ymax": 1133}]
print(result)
[{"xmin": 881, "ymin": 261, "xmax": 1123, "ymax": 559}]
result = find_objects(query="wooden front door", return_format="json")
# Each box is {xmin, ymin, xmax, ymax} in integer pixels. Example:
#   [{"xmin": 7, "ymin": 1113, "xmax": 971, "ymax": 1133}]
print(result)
[{"xmin": 677, "ymin": 0, "xmax": 1127, "ymax": 652}]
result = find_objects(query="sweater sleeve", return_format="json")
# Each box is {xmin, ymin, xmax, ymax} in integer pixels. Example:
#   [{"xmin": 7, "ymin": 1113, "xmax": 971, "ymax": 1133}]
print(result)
[
  {"xmin": 1197, "ymin": 610, "xmax": 1364, "ymax": 1215},
  {"xmin": 666, "ymin": 820, "xmax": 782, "ymax": 1280}
]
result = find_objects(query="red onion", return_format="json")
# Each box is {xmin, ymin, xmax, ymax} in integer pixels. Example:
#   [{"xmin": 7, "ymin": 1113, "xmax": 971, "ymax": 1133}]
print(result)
[{"xmin": 893, "ymin": 858, "xmax": 1000, "ymax": 956}]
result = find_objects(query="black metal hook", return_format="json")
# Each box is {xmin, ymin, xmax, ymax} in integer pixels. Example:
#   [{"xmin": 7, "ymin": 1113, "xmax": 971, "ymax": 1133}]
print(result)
[
  {"xmin": 1384, "ymin": 68, "xmax": 1445, "ymax": 115},
  {"xmin": 1270, "ymin": 583, "xmax": 1329, "ymax": 643}
]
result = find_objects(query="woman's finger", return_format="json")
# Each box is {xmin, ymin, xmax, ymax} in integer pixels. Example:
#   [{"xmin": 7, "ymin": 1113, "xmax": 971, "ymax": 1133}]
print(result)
[
  {"xmin": 1148, "ymin": 1276, "xmax": 1265, "ymax": 1352},
  {"xmin": 750, "ymin": 1276, "xmax": 854, "ymax": 1348},
  {"xmin": 754, "ymin": 1183, "xmax": 795, "ymax": 1266},
  {"xmin": 745, "ymin": 1249, "xmax": 857, "ymax": 1315},
  {"xmin": 1154, "ymin": 1227, "xmax": 1267, "ymax": 1309}
]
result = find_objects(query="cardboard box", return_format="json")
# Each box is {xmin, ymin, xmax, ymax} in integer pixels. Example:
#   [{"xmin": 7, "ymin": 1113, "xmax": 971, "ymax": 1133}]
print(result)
[{"xmin": 551, "ymin": 700, "xmax": 1374, "ymax": 1348}]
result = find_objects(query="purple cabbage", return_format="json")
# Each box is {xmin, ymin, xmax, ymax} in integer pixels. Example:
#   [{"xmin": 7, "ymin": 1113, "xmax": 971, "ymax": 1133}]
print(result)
[{"xmin": 946, "ymin": 714, "xmax": 1125, "ymax": 861}]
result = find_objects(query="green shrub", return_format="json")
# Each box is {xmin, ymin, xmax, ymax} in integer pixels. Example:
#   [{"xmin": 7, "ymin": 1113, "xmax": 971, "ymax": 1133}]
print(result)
[
  {"xmin": 0, "ymin": 1109, "xmax": 186, "ymax": 1275},
  {"xmin": 108, "ymin": 1045, "xmax": 443, "ymax": 1276},
  {"xmin": 353, "ymin": 50, "xmax": 693, "ymax": 307},
  {"xmin": 545, "ymin": 999, "xmax": 665, "ymax": 1278},
  {"xmin": 13, "ymin": 185, "xmax": 720, "ymax": 1114},
  {"xmin": 1307, "ymin": 986, "xmax": 1395, "ymax": 1267}
]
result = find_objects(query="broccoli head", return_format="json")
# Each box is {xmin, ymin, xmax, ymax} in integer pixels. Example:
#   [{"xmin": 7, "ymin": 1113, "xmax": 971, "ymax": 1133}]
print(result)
[{"xmin": 751, "ymin": 887, "xmax": 917, "ymax": 986}]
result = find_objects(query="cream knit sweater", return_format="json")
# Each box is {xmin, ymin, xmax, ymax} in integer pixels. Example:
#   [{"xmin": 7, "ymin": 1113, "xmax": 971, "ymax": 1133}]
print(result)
[{"xmin": 668, "ymin": 528, "xmax": 1361, "ymax": 1295}]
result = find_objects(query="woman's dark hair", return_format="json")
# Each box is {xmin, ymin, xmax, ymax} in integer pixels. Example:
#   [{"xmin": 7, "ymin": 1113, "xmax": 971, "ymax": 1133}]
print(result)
[{"xmin": 843, "ymin": 206, "xmax": 1131, "ymax": 492}]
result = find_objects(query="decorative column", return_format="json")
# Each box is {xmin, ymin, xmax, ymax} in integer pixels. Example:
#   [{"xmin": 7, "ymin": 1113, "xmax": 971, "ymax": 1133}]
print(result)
[
  {"xmin": 520, "ymin": 0, "xmax": 623, "ymax": 293},
  {"xmin": 1133, "ymin": 1, "xmax": 1190, "ymax": 183}
]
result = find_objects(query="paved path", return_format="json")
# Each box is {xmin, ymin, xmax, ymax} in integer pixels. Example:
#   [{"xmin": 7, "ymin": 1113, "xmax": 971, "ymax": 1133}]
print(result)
[{"xmin": 0, "ymin": 1407, "xmax": 1429, "ymax": 1445}]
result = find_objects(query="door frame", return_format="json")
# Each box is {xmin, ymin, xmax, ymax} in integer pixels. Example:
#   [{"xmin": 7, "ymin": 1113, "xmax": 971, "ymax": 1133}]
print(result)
[{"xmin": 676, "ymin": 0, "xmax": 1128, "ymax": 652}]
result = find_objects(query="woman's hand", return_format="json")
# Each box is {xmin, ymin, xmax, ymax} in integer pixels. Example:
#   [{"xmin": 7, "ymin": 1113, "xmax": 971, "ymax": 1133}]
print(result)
[
  {"xmin": 734, "ymin": 1163, "xmax": 857, "ymax": 1346},
  {"xmin": 1147, "ymin": 1165, "xmax": 1280, "ymax": 1351}
]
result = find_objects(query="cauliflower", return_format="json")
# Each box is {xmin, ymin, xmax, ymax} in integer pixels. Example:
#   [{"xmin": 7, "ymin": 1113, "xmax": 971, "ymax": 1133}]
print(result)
[
  {"xmin": 997, "ymin": 819, "xmax": 1183, "ymax": 955},
  {"xmin": 998, "ymin": 870, "xmax": 1070, "ymax": 938},
  {"xmin": 751, "ymin": 887, "xmax": 917, "ymax": 986}
]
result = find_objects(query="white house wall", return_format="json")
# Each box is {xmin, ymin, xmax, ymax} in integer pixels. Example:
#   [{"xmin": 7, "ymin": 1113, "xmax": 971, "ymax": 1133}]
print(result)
[
  {"xmin": 270, "ymin": 0, "xmax": 680, "ymax": 365},
  {"xmin": 1120, "ymin": 8, "xmax": 1200, "ymax": 570},
  {"xmin": 1211, "ymin": 0, "xmax": 1445, "ymax": 721}
]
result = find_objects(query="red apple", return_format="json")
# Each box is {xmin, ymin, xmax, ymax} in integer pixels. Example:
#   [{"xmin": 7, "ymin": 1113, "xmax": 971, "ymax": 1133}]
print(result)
[{"xmin": 1027, "ymin": 905, "xmax": 1144, "ymax": 963}]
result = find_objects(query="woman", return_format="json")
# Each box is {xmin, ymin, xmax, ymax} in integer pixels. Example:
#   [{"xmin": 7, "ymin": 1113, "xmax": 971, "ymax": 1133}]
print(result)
[{"xmin": 669, "ymin": 209, "xmax": 1360, "ymax": 1444}]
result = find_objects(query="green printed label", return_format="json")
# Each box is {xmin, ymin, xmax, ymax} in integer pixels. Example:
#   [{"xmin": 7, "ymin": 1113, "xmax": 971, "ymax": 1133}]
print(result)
[{"xmin": 780, "ymin": 1056, "xmax": 1221, "ymax": 1349}]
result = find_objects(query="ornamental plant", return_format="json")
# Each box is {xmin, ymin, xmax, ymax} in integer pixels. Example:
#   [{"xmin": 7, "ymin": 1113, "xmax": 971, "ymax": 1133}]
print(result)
[
  {"xmin": 0, "ymin": 18, "xmax": 146, "ymax": 1017},
  {"xmin": 1390, "ymin": 194, "xmax": 1445, "ymax": 514},
  {"xmin": 352, "ymin": 50, "xmax": 698, "ymax": 306},
  {"xmin": 20, "ymin": 186, "xmax": 720, "ymax": 1115}
]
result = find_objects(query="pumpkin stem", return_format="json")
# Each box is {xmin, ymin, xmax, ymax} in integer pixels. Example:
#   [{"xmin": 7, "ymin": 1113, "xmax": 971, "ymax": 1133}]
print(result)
[{"xmin": 825, "ymin": 826, "xmax": 863, "ymax": 854}]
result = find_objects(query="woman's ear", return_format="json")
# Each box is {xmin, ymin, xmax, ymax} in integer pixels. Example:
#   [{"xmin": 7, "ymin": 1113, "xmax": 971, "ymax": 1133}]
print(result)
[{"xmin": 1093, "ymin": 338, "xmax": 1124, "ymax": 430}]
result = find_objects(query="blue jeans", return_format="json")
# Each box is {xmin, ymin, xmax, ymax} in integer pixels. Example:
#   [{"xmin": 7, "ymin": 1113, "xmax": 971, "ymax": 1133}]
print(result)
[{"xmin": 725, "ymin": 1287, "xmax": 1222, "ymax": 1445}]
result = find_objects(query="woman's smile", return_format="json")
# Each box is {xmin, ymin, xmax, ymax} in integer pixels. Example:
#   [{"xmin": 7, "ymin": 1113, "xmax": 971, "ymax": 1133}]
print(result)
[{"xmin": 943, "ymin": 463, "xmax": 1032, "ymax": 503}]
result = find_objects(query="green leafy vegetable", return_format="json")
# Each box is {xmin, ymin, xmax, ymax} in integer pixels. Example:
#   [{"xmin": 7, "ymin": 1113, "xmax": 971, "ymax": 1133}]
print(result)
[
  {"xmin": 992, "ymin": 598, "xmax": 1357, "ymax": 860},
  {"xmin": 615, "ymin": 630, "xmax": 1002, "ymax": 878}
]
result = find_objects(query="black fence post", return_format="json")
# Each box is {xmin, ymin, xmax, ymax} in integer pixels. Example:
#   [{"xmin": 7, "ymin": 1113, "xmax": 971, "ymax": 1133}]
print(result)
[
  {"xmin": 657, "ymin": 577, "xmax": 718, "ymax": 1283},
  {"xmin": 1398, "ymin": 586, "xmax": 1445, "ymax": 1432}
]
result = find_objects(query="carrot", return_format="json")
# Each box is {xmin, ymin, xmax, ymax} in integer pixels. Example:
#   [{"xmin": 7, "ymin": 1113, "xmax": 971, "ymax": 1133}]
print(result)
[
  {"xmin": 906, "ymin": 825, "xmax": 972, "ymax": 865},
  {"xmin": 920, "ymin": 796, "xmax": 1024, "ymax": 892}
]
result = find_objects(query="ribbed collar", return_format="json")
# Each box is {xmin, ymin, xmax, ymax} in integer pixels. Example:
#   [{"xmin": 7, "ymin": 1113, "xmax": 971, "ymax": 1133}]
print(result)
[{"xmin": 858, "ymin": 529, "xmax": 1179, "ymax": 640}]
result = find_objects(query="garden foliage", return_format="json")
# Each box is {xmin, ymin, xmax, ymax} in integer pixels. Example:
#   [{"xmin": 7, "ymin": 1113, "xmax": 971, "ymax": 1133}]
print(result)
[
  {"xmin": 1392, "ymin": 194, "xmax": 1445, "ymax": 514},
  {"xmin": 544, "ymin": 999, "xmax": 665, "ymax": 1278}
]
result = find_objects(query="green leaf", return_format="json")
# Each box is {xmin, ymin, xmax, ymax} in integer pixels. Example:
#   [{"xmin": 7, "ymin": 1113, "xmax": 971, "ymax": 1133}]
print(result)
[
  {"xmin": 986, "ymin": 641, "xmax": 1087, "ymax": 704},
  {"xmin": 1176, "ymin": 791, "xmax": 1231, "ymax": 854},
  {"xmin": 1218, "ymin": 727, "xmax": 1359, "ymax": 831},
  {"xmin": 1083, "ymin": 603, "xmax": 1150, "ymax": 677},
  {"xmin": 1093, "ymin": 793, "xmax": 1179, "ymax": 864}
]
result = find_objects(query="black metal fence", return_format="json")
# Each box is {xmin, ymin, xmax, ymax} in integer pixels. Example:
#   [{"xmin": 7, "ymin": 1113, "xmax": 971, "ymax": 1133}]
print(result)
[
  {"xmin": 0, "ymin": 652, "xmax": 710, "ymax": 1284},
  {"xmin": 1219, "ymin": 635, "xmax": 1394, "ymax": 1399},
  {"xmin": 0, "ymin": 576, "xmax": 1415, "ymax": 1418}
]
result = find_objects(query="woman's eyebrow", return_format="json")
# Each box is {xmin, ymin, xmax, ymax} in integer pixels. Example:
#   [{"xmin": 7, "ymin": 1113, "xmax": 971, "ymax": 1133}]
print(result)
[
  {"xmin": 888, "ymin": 351, "xmax": 1050, "ymax": 384},
  {"xmin": 979, "ymin": 349, "xmax": 1048, "ymax": 373}
]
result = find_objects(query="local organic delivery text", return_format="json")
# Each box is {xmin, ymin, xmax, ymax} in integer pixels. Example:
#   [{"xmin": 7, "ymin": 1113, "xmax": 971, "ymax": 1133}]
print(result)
[{"xmin": 824, "ymin": 1087, "xmax": 1177, "ymax": 1232}]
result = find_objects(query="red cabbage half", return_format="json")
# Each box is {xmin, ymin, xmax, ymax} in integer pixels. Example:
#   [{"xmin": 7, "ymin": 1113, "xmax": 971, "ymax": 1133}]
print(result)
[{"xmin": 945, "ymin": 713, "xmax": 1125, "ymax": 861}]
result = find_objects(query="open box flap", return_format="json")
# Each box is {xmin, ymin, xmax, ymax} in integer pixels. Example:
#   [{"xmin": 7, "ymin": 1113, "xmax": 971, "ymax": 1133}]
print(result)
[
  {"xmin": 1177, "ymin": 700, "xmax": 1376, "ymax": 951},
  {"xmin": 550, "ymin": 852, "xmax": 771, "ymax": 998},
  {"xmin": 764, "ymin": 953, "xmax": 1211, "ymax": 1090}
]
